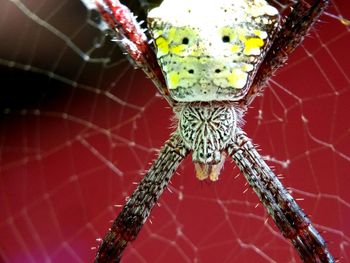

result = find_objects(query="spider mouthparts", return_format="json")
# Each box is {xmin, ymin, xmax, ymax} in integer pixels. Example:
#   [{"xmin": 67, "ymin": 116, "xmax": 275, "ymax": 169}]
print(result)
[{"xmin": 194, "ymin": 155, "xmax": 226, "ymax": 181}]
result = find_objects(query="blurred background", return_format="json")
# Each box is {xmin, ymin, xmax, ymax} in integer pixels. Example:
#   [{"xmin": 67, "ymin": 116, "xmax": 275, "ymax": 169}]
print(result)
[{"xmin": 0, "ymin": 0, "xmax": 349, "ymax": 262}]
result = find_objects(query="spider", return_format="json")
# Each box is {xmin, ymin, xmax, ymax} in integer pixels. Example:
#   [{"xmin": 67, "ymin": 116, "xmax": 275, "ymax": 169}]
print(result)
[{"xmin": 94, "ymin": 0, "xmax": 335, "ymax": 262}]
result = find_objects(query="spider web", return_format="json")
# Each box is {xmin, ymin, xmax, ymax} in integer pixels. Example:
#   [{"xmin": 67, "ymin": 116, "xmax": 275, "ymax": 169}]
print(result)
[{"xmin": 0, "ymin": 0, "xmax": 349, "ymax": 262}]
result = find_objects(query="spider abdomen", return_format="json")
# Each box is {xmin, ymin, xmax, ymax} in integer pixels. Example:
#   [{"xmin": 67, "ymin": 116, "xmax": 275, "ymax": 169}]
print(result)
[{"xmin": 148, "ymin": 0, "xmax": 280, "ymax": 102}]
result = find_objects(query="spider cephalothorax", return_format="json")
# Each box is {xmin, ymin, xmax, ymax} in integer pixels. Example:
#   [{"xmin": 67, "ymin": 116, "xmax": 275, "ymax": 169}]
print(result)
[
  {"xmin": 95, "ymin": 1, "xmax": 334, "ymax": 262},
  {"xmin": 147, "ymin": 0, "xmax": 280, "ymax": 102},
  {"xmin": 177, "ymin": 104, "xmax": 239, "ymax": 181}
]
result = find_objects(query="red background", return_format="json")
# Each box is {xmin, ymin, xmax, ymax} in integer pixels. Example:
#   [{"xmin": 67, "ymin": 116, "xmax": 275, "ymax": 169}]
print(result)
[{"xmin": 0, "ymin": 0, "xmax": 349, "ymax": 262}]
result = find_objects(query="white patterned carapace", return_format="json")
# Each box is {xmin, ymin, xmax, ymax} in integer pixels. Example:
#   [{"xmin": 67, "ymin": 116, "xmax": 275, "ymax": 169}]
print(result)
[{"xmin": 147, "ymin": 0, "xmax": 280, "ymax": 102}]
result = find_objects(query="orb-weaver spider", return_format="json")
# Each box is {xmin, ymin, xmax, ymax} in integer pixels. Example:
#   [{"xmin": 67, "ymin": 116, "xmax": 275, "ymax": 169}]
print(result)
[{"xmin": 94, "ymin": 0, "xmax": 334, "ymax": 262}]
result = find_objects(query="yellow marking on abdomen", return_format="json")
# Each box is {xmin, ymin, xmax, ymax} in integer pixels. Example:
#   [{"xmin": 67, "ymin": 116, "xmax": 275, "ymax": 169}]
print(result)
[
  {"xmin": 155, "ymin": 37, "xmax": 169, "ymax": 57},
  {"xmin": 231, "ymin": 44, "xmax": 241, "ymax": 53},
  {"xmin": 227, "ymin": 69, "xmax": 248, "ymax": 89},
  {"xmin": 167, "ymin": 71, "xmax": 180, "ymax": 89},
  {"xmin": 243, "ymin": 37, "xmax": 264, "ymax": 55}
]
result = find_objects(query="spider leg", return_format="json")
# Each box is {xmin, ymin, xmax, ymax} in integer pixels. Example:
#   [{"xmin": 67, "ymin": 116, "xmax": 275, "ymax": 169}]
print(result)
[
  {"xmin": 240, "ymin": 0, "xmax": 329, "ymax": 107},
  {"xmin": 228, "ymin": 129, "xmax": 335, "ymax": 263},
  {"xmin": 96, "ymin": 0, "xmax": 175, "ymax": 106},
  {"xmin": 95, "ymin": 133, "xmax": 189, "ymax": 262}
]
